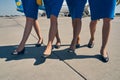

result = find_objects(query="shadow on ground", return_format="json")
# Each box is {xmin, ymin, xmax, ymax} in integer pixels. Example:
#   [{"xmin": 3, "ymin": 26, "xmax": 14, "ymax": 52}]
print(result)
[
  {"xmin": 0, "ymin": 44, "xmax": 103, "ymax": 66},
  {"xmin": 48, "ymin": 44, "xmax": 103, "ymax": 62},
  {"xmin": 0, "ymin": 44, "xmax": 46, "ymax": 65}
]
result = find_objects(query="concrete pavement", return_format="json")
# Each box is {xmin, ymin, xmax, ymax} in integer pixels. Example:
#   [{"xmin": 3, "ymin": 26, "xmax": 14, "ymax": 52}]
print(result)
[{"xmin": 0, "ymin": 16, "xmax": 120, "ymax": 80}]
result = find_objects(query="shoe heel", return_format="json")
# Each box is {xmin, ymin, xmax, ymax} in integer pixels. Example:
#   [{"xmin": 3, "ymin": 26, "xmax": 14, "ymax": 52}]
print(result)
[{"xmin": 35, "ymin": 40, "xmax": 43, "ymax": 47}]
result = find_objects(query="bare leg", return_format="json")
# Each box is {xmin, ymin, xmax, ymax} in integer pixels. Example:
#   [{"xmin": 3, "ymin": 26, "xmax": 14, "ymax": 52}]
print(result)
[
  {"xmin": 70, "ymin": 18, "xmax": 81, "ymax": 50},
  {"xmin": 89, "ymin": 20, "xmax": 97, "ymax": 43},
  {"xmin": 16, "ymin": 17, "xmax": 35, "ymax": 52},
  {"xmin": 77, "ymin": 36, "xmax": 80, "ymax": 45},
  {"xmin": 33, "ymin": 20, "xmax": 43, "ymax": 43},
  {"xmin": 72, "ymin": 19, "xmax": 80, "ymax": 45},
  {"xmin": 43, "ymin": 15, "xmax": 58, "ymax": 55},
  {"xmin": 100, "ymin": 18, "xmax": 111, "ymax": 57}
]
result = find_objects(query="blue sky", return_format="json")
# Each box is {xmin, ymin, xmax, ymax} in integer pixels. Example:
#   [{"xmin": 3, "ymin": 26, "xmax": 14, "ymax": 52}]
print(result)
[{"xmin": 0, "ymin": 0, "xmax": 23, "ymax": 16}]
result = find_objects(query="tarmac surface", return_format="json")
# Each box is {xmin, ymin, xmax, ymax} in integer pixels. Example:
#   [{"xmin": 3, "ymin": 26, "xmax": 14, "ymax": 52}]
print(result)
[{"xmin": 0, "ymin": 16, "xmax": 120, "ymax": 80}]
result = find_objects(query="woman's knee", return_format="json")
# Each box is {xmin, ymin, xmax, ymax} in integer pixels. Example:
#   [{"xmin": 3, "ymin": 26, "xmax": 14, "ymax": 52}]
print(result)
[
  {"xmin": 26, "ymin": 17, "xmax": 35, "ymax": 22},
  {"xmin": 103, "ymin": 18, "xmax": 111, "ymax": 23},
  {"xmin": 50, "ymin": 15, "xmax": 57, "ymax": 25},
  {"xmin": 90, "ymin": 20, "xmax": 97, "ymax": 25}
]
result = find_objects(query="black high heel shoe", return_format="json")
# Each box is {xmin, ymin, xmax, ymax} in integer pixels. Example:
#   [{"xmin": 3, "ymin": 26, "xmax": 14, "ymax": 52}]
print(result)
[
  {"xmin": 11, "ymin": 48, "xmax": 25, "ymax": 55},
  {"xmin": 88, "ymin": 42, "xmax": 94, "ymax": 48},
  {"xmin": 76, "ymin": 44, "xmax": 80, "ymax": 48},
  {"xmin": 67, "ymin": 48, "xmax": 75, "ymax": 53},
  {"xmin": 101, "ymin": 52, "xmax": 109, "ymax": 63},
  {"xmin": 35, "ymin": 39, "xmax": 43, "ymax": 47},
  {"xmin": 54, "ymin": 42, "xmax": 61, "ymax": 49}
]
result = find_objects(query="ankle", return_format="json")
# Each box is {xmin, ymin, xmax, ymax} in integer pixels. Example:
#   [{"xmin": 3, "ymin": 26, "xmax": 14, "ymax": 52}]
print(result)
[
  {"xmin": 57, "ymin": 39, "xmax": 61, "ymax": 43},
  {"xmin": 17, "ymin": 45, "xmax": 25, "ymax": 52},
  {"xmin": 100, "ymin": 48, "xmax": 106, "ymax": 54},
  {"xmin": 89, "ymin": 38, "xmax": 94, "ymax": 43},
  {"xmin": 77, "ymin": 39, "xmax": 80, "ymax": 44},
  {"xmin": 38, "ymin": 38, "xmax": 43, "ymax": 42},
  {"xmin": 16, "ymin": 47, "xmax": 24, "ymax": 52},
  {"xmin": 70, "ymin": 45, "xmax": 76, "ymax": 50}
]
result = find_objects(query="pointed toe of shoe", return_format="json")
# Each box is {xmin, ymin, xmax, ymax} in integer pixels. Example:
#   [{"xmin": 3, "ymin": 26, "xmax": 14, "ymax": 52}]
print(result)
[
  {"xmin": 67, "ymin": 48, "xmax": 75, "ymax": 53},
  {"xmin": 101, "ymin": 55, "xmax": 109, "ymax": 62}
]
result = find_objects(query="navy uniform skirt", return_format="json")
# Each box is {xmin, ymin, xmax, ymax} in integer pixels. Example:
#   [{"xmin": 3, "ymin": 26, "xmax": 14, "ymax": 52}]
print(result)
[
  {"xmin": 21, "ymin": 0, "xmax": 39, "ymax": 20},
  {"xmin": 66, "ymin": 0, "xmax": 87, "ymax": 19},
  {"xmin": 43, "ymin": 0, "xmax": 64, "ymax": 18},
  {"xmin": 88, "ymin": 0, "xmax": 116, "ymax": 20}
]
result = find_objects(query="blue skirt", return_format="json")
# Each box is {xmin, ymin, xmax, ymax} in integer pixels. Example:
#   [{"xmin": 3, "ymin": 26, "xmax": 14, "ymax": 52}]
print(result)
[
  {"xmin": 66, "ymin": 0, "xmax": 87, "ymax": 19},
  {"xmin": 44, "ymin": 0, "xmax": 64, "ymax": 18},
  {"xmin": 88, "ymin": 0, "xmax": 116, "ymax": 20},
  {"xmin": 21, "ymin": 0, "xmax": 39, "ymax": 19}
]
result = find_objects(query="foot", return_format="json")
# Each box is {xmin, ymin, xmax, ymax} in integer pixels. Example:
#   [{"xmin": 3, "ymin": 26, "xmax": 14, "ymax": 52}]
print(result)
[
  {"xmin": 67, "ymin": 48, "xmax": 75, "ymax": 53},
  {"xmin": 36, "ymin": 38, "xmax": 43, "ymax": 47},
  {"xmin": 100, "ymin": 50, "xmax": 109, "ymax": 62},
  {"xmin": 43, "ymin": 45, "xmax": 52, "ymax": 57},
  {"xmin": 68, "ymin": 44, "xmax": 75, "ymax": 53},
  {"xmin": 88, "ymin": 39, "xmax": 94, "ymax": 48},
  {"xmin": 76, "ymin": 44, "xmax": 80, "ymax": 48},
  {"xmin": 69, "ymin": 39, "xmax": 76, "ymax": 53},
  {"xmin": 76, "ymin": 37, "xmax": 80, "ymax": 48},
  {"xmin": 54, "ymin": 41, "xmax": 61, "ymax": 49},
  {"xmin": 12, "ymin": 48, "xmax": 25, "ymax": 55}
]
